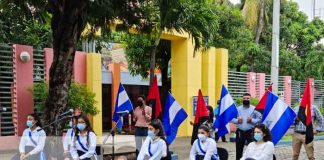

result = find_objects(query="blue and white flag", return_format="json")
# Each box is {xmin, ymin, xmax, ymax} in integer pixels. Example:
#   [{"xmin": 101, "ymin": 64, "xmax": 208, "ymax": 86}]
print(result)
[
  {"xmin": 112, "ymin": 83, "xmax": 133, "ymax": 130},
  {"xmin": 262, "ymin": 91, "xmax": 296, "ymax": 145},
  {"xmin": 213, "ymin": 85, "xmax": 238, "ymax": 137},
  {"xmin": 163, "ymin": 92, "xmax": 188, "ymax": 144}
]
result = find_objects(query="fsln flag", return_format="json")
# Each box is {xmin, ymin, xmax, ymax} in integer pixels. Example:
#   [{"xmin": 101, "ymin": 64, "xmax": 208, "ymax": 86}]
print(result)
[
  {"xmin": 163, "ymin": 92, "xmax": 188, "ymax": 144},
  {"xmin": 256, "ymin": 83, "xmax": 273, "ymax": 113},
  {"xmin": 213, "ymin": 85, "xmax": 238, "ymax": 137},
  {"xmin": 298, "ymin": 78, "xmax": 313, "ymax": 144},
  {"xmin": 262, "ymin": 91, "xmax": 296, "ymax": 145},
  {"xmin": 191, "ymin": 89, "xmax": 209, "ymax": 145},
  {"xmin": 147, "ymin": 75, "xmax": 162, "ymax": 119},
  {"xmin": 112, "ymin": 83, "xmax": 133, "ymax": 129}
]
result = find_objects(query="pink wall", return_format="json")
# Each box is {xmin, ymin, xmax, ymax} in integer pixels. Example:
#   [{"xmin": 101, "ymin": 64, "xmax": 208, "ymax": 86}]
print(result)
[
  {"xmin": 247, "ymin": 72, "xmax": 257, "ymax": 97},
  {"xmin": 44, "ymin": 48, "xmax": 53, "ymax": 81},
  {"xmin": 256, "ymin": 73, "xmax": 265, "ymax": 99},
  {"xmin": 73, "ymin": 52, "xmax": 87, "ymax": 84},
  {"xmin": 283, "ymin": 76, "xmax": 292, "ymax": 106},
  {"xmin": 12, "ymin": 44, "xmax": 34, "ymax": 136}
]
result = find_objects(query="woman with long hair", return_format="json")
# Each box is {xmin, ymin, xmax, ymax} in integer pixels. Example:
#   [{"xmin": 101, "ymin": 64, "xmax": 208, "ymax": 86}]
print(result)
[
  {"xmin": 63, "ymin": 115, "xmax": 79, "ymax": 159},
  {"xmin": 137, "ymin": 119, "xmax": 169, "ymax": 160},
  {"xmin": 70, "ymin": 115, "xmax": 97, "ymax": 160},
  {"xmin": 190, "ymin": 125, "xmax": 219, "ymax": 160},
  {"xmin": 18, "ymin": 113, "xmax": 46, "ymax": 160},
  {"xmin": 240, "ymin": 123, "xmax": 274, "ymax": 160}
]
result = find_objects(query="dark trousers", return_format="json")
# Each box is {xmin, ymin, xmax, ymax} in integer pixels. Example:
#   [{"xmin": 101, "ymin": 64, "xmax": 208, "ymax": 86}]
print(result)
[
  {"xmin": 235, "ymin": 129, "xmax": 254, "ymax": 160},
  {"xmin": 77, "ymin": 150, "xmax": 91, "ymax": 160},
  {"xmin": 215, "ymin": 132, "xmax": 227, "ymax": 142},
  {"xmin": 135, "ymin": 127, "xmax": 148, "ymax": 156}
]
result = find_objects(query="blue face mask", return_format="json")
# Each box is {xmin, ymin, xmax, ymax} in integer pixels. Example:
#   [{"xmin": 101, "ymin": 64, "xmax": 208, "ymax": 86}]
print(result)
[
  {"xmin": 147, "ymin": 130, "xmax": 155, "ymax": 138},
  {"xmin": 77, "ymin": 124, "xmax": 86, "ymax": 131},
  {"xmin": 254, "ymin": 133, "xmax": 263, "ymax": 141},
  {"xmin": 26, "ymin": 120, "xmax": 33, "ymax": 128}
]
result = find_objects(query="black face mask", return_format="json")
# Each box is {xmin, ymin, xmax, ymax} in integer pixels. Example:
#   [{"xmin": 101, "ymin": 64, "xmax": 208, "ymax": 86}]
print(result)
[
  {"xmin": 243, "ymin": 100, "xmax": 250, "ymax": 106},
  {"xmin": 137, "ymin": 101, "xmax": 143, "ymax": 106}
]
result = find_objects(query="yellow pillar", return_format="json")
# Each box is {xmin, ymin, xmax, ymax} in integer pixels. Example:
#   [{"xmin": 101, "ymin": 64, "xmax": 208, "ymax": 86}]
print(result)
[
  {"xmin": 86, "ymin": 53, "xmax": 103, "ymax": 138},
  {"xmin": 171, "ymin": 38, "xmax": 202, "ymax": 137},
  {"xmin": 215, "ymin": 48, "xmax": 228, "ymax": 101},
  {"xmin": 202, "ymin": 48, "xmax": 217, "ymax": 108}
]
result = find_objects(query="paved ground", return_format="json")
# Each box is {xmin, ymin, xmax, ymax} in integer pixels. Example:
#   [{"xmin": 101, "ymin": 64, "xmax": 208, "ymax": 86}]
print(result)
[
  {"xmin": 1, "ymin": 135, "xmax": 324, "ymax": 160},
  {"xmin": 170, "ymin": 137, "xmax": 324, "ymax": 160}
]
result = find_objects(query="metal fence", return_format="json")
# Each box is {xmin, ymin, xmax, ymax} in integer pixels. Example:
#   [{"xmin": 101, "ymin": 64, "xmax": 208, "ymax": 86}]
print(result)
[
  {"xmin": 0, "ymin": 44, "xmax": 15, "ymax": 136},
  {"xmin": 228, "ymin": 71, "xmax": 248, "ymax": 101},
  {"xmin": 33, "ymin": 49, "xmax": 45, "ymax": 82}
]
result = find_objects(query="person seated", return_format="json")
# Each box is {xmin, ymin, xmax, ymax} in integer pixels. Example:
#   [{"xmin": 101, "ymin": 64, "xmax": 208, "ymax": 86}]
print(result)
[
  {"xmin": 190, "ymin": 125, "xmax": 219, "ymax": 160},
  {"xmin": 137, "ymin": 119, "xmax": 168, "ymax": 160},
  {"xmin": 240, "ymin": 124, "xmax": 274, "ymax": 160}
]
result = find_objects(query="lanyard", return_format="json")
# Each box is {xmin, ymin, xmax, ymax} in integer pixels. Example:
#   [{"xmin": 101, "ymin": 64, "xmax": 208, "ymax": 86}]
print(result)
[
  {"xmin": 28, "ymin": 131, "xmax": 37, "ymax": 146},
  {"xmin": 77, "ymin": 135, "xmax": 88, "ymax": 152},
  {"xmin": 148, "ymin": 141, "xmax": 153, "ymax": 157}
]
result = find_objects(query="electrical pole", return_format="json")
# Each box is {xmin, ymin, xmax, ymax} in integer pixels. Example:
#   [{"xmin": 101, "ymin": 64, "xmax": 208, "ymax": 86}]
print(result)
[{"xmin": 271, "ymin": 0, "xmax": 280, "ymax": 93}]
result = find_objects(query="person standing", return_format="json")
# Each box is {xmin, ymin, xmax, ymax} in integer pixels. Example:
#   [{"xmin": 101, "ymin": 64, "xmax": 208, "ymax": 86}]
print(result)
[
  {"xmin": 292, "ymin": 104, "xmax": 324, "ymax": 160},
  {"xmin": 19, "ymin": 113, "xmax": 46, "ymax": 160},
  {"xmin": 232, "ymin": 93, "xmax": 262, "ymax": 160},
  {"xmin": 133, "ymin": 95, "xmax": 152, "ymax": 155}
]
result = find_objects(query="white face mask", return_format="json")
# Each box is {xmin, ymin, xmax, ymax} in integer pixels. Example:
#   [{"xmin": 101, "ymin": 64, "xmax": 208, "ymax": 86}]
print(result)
[{"xmin": 198, "ymin": 134, "xmax": 207, "ymax": 142}]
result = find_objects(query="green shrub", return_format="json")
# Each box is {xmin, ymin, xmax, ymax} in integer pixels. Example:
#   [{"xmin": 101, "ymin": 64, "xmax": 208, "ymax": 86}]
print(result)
[{"xmin": 30, "ymin": 81, "xmax": 98, "ymax": 115}]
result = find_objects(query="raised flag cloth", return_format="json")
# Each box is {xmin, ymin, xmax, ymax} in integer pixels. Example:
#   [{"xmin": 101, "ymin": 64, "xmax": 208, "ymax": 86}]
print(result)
[
  {"xmin": 213, "ymin": 85, "xmax": 238, "ymax": 137},
  {"xmin": 256, "ymin": 83, "xmax": 273, "ymax": 113},
  {"xmin": 147, "ymin": 75, "xmax": 162, "ymax": 119},
  {"xmin": 262, "ymin": 91, "xmax": 296, "ymax": 145},
  {"xmin": 112, "ymin": 83, "xmax": 133, "ymax": 129},
  {"xmin": 162, "ymin": 92, "xmax": 188, "ymax": 144},
  {"xmin": 191, "ymin": 89, "xmax": 209, "ymax": 145},
  {"xmin": 298, "ymin": 78, "xmax": 313, "ymax": 144}
]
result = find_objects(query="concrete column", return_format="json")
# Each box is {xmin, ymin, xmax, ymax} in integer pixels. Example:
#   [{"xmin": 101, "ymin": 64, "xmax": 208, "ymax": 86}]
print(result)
[
  {"xmin": 171, "ymin": 38, "xmax": 202, "ymax": 137},
  {"xmin": 12, "ymin": 44, "xmax": 34, "ymax": 136},
  {"xmin": 247, "ymin": 72, "xmax": 257, "ymax": 97},
  {"xmin": 215, "ymin": 49, "xmax": 228, "ymax": 101},
  {"xmin": 86, "ymin": 53, "xmax": 102, "ymax": 137},
  {"xmin": 257, "ymin": 73, "xmax": 266, "ymax": 99},
  {"xmin": 73, "ymin": 52, "xmax": 87, "ymax": 84},
  {"xmin": 109, "ymin": 63, "xmax": 121, "ymax": 127},
  {"xmin": 283, "ymin": 76, "xmax": 292, "ymax": 106},
  {"xmin": 202, "ymin": 48, "xmax": 216, "ymax": 107}
]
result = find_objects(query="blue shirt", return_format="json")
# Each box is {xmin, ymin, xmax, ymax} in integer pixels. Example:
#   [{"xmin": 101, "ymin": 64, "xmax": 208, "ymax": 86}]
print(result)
[{"xmin": 232, "ymin": 105, "xmax": 262, "ymax": 131}]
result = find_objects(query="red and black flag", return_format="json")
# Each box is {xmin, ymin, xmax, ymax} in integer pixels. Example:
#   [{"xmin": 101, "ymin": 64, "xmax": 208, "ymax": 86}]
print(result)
[
  {"xmin": 298, "ymin": 78, "xmax": 313, "ymax": 144},
  {"xmin": 147, "ymin": 75, "xmax": 162, "ymax": 119},
  {"xmin": 191, "ymin": 89, "xmax": 209, "ymax": 145},
  {"xmin": 256, "ymin": 83, "xmax": 273, "ymax": 114}
]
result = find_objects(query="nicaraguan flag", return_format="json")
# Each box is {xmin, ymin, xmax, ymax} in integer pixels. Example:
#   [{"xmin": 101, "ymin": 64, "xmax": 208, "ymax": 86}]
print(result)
[
  {"xmin": 163, "ymin": 92, "xmax": 188, "ymax": 144},
  {"xmin": 213, "ymin": 85, "xmax": 238, "ymax": 137},
  {"xmin": 262, "ymin": 91, "xmax": 296, "ymax": 145},
  {"xmin": 112, "ymin": 83, "xmax": 133, "ymax": 129}
]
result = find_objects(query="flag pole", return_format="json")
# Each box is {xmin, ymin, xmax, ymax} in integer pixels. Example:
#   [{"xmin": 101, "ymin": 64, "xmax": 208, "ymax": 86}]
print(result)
[{"xmin": 271, "ymin": 0, "xmax": 280, "ymax": 93}]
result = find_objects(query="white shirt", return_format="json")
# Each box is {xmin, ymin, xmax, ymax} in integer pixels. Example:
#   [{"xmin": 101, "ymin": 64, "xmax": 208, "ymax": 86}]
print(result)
[
  {"xmin": 240, "ymin": 141, "xmax": 274, "ymax": 160},
  {"xmin": 63, "ymin": 128, "xmax": 75, "ymax": 151},
  {"xmin": 137, "ymin": 137, "xmax": 167, "ymax": 160},
  {"xmin": 70, "ymin": 131, "xmax": 97, "ymax": 160},
  {"xmin": 190, "ymin": 138, "xmax": 219, "ymax": 160},
  {"xmin": 19, "ymin": 127, "xmax": 46, "ymax": 155}
]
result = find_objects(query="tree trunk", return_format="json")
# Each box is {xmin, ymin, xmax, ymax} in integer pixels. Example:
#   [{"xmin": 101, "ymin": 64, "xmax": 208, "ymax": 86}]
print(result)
[
  {"xmin": 44, "ymin": 0, "xmax": 88, "ymax": 136},
  {"xmin": 255, "ymin": 0, "xmax": 265, "ymax": 44},
  {"xmin": 149, "ymin": 38, "xmax": 161, "ymax": 85}
]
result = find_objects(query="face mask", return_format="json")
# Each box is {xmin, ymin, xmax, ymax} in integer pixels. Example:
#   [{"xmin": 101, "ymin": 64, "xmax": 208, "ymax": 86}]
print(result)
[
  {"xmin": 26, "ymin": 120, "xmax": 33, "ymax": 128},
  {"xmin": 243, "ymin": 100, "xmax": 250, "ymax": 106},
  {"xmin": 147, "ymin": 130, "xmax": 155, "ymax": 138},
  {"xmin": 77, "ymin": 124, "xmax": 86, "ymax": 131},
  {"xmin": 198, "ymin": 134, "xmax": 207, "ymax": 142},
  {"xmin": 137, "ymin": 101, "xmax": 143, "ymax": 106},
  {"xmin": 254, "ymin": 133, "xmax": 263, "ymax": 141},
  {"xmin": 69, "ymin": 121, "xmax": 73, "ymax": 128}
]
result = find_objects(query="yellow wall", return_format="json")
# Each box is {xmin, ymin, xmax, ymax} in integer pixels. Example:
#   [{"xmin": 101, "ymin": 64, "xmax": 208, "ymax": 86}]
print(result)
[
  {"xmin": 86, "ymin": 53, "xmax": 103, "ymax": 139},
  {"xmin": 165, "ymin": 31, "xmax": 228, "ymax": 137},
  {"xmin": 215, "ymin": 49, "xmax": 228, "ymax": 101}
]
